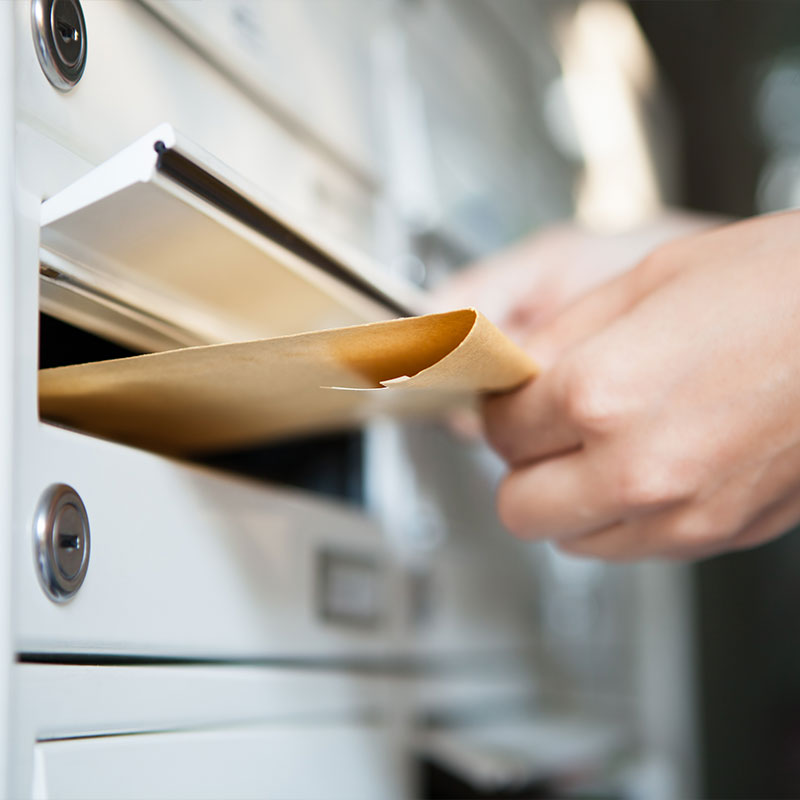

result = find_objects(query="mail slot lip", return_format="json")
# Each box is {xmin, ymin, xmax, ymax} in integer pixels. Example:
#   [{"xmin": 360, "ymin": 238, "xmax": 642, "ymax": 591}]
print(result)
[
  {"xmin": 153, "ymin": 140, "xmax": 412, "ymax": 318},
  {"xmin": 38, "ymin": 124, "xmax": 425, "ymax": 351},
  {"xmin": 146, "ymin": 128, "xmax": 423, "ymax": 317}
]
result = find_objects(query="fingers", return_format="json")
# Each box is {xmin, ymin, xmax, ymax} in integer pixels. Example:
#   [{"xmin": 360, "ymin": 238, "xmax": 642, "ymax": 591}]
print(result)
[
  {"xmin": 555, "ymin": 491, "xmax": 732, "ymax": 561},
  {"xmin": 522, "ymin": 246, "xmax": 676, "ymax": 368},
  {"xmin": 484, "ymin": 239, "xmax": 689, "ymax": 467},
  {"xmin": 555, "ymin": 517, "xmax": 708, "ymax": 561},
  {"xmin": 484, "ymin": 236, "xmax": 739, "ymax": 558},
  {"xmin": 484, "ymin": 334, "xmax": 630, "ymax": 466},
  {"xmin": 728, "ymin": 493, "xmax": 800, "ymax": 552},
  {"xmin": 556, "ymin": 523, "xmax": 649, "ymax": 562},
  {"xmin": 497, "ymin": 450, "xmax": 626, "ymax": 541},
  {"xmin": 554, "ymin": 514, "xmax": 722, "ymax": 562},
  {"xmin": 556, "ymin": 491, "xmax": 800, "ymax": 562},
  {"xmin": 483, "ymin": 373, "xmax": 582, "ymax": 466}
]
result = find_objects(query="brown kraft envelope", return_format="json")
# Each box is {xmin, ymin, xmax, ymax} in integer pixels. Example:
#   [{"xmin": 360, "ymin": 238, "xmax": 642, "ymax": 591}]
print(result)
[{"xmin": 38, "ymin": 308, "xmax": 537, "ymax": 455}]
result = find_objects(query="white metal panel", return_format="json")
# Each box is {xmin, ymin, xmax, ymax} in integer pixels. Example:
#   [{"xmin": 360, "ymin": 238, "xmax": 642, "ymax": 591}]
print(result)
[
  {"xmin": 140, "ymin": 0, "xmax": 382, "ymax": 182},
  {"xmin": 15, "ymin": 424, "xmax": 406, "ymax": 659},
  {"xmin": 36, "ymin": 722, "xmax": 398, "ymax": 800},
  {"xmin": 11, "ymin": 664, "xmax": 410, "ymax": 800},
  {"xmin": 14, "ymin": 663, "xmax": 398, "ymax": 743},
  {"xmin": 0, "ymin": 0, "xmax": 15, "ymax": 794},
  {"xmin": 14, "ymin": 0, "xmax": 378, "ymax": 258},
  {"xmin": 365, "ymin": 421, "xmax": 543, "ymax": 656}
]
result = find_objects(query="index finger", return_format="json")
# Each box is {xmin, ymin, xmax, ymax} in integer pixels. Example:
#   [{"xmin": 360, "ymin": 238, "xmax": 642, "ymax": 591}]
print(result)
[
  {"xmin": 483, "ymin": 369, "xmax": 582, "ymax": 466},
  {"xmin": 496, "ymin": 447, "xmax": 624, "ymax": 541}
]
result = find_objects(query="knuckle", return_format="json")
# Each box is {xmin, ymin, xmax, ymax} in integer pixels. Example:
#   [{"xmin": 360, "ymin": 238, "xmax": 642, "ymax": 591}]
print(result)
[
  {"xmin": 613, "ymin": 455, "xmax": 692, "ymax": 510},
  {"xmin": 635, "ymin": 241, "xmax": 679, "ymax": 284},
  {"xmin": 558, "ymin": 357, "xmax": 622, "ymax": 433},
  {"xmin": 668, "ymin": 509, "xmax": 728, "ymax": 548}
]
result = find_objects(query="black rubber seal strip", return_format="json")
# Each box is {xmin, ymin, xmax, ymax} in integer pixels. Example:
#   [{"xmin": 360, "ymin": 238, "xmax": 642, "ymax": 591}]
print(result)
[
  {"xmin": 153, "ymin": 141, "xmax": 410, "ymax": 318},
  {"xmin": 17, "ymin": 651, "xmax": 420, "ymax": 674}
]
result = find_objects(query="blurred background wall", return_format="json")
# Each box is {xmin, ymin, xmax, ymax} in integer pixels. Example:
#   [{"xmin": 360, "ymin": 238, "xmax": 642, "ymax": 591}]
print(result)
[{"xmin": 632, "ymin": 3, "xmax": 800, "ymax": 797}]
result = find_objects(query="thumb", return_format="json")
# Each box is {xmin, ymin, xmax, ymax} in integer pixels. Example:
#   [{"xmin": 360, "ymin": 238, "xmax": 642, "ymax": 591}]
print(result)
[{"xmin": 523, "ymin": 249, "xmax": 677, "ymax": 368}]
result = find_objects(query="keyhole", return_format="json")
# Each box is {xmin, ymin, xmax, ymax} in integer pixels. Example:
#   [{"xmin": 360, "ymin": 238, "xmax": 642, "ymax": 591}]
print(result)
[
  {"xmin": 53, "ymin": 502, "xmax": 85, "ymax": 580},
  {"xmin": 47, "ymin": 0, "xmax": 86, "ymax": 72},
  {"xmin": 58, "ymin": 533, "xmax": 80, "ymax": 551},
  {"xmin": 33, "ymin": 484, "xmax": 91, "ymax": 602},
  {"xmin": 55, "ymin": 20, "xmax": 78, "ymax": 45}
]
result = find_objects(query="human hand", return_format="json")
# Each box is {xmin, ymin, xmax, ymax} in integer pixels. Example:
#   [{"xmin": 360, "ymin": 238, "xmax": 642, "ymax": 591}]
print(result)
[
  {"xmin": 431, "ymin": 211, "xmax": 721, "ymax": 343},
  {"xmin": 485, "ymin": 211, "xmax": 800, "ymax": 560},
  {"xmin": 433, "ymin": 211, "xmax": 721, "ymax": 439}
]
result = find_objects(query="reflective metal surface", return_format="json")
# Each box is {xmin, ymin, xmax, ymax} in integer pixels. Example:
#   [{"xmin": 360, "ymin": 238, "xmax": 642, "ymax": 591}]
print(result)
[
  {"xmin": 30, "ymin": 0, "xmax": 87, "ymax": 91},
  {"xmin": 33, "ymin": 483, "xmax": 90, "ymax": 603}
]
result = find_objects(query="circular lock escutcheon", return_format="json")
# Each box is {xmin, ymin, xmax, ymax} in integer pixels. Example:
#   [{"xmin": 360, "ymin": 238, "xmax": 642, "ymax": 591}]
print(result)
[
  {"xmin": 31, "ymin": 0, "xmax": 87, "ymax": 91},
  {"xmin": 33, "ymin": 483, "xmax": 91, "ymax": 603}
]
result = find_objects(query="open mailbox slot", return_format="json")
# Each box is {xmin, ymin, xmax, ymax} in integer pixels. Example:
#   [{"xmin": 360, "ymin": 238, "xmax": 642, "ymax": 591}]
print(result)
[
  {"xmin": 37, "ymin": 125, "xmax": 535, "ymax": 458},
  {"xmin": 39, "ymin": 123, "xmax": 419, "ymax": 354}
]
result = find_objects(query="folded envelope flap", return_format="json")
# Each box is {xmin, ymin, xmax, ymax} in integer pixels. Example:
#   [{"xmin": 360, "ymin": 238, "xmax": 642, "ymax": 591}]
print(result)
[
  {"xmin": 378, "ymin": 310, "xmax": 537, "ymax": 391},
  {"xmin": 38, "ymin": 309, "xmax": 537, "ymax": 455},
  {"xmin": 326, "ymin": 308, "xmax": 480, "ymax": 385}
]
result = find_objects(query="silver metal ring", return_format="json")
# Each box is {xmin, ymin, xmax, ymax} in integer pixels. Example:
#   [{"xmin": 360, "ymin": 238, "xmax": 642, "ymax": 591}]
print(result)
[
  {"xmin": 30, "ymin": 0, "xmax": 87, "ymax": 92},
  {"xmin": 33, "ymin": 483, "xmax": 91, "ymax": 603}
]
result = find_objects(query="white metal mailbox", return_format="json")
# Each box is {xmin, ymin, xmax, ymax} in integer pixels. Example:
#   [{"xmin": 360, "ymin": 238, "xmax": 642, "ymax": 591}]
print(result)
[{"xmin": 0, "ymin": 1, "xmax": 697, "ymax": 798}]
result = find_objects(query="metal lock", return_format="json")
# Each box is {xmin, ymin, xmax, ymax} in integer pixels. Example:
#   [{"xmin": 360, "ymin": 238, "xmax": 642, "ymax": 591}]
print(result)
[
  {"xmin": 31, "ymin": 0, "xmax": 87, "ymax": 91},
  {"xmin": 33, "ymin": 484, "xmax": 91, "ymax": 603}
]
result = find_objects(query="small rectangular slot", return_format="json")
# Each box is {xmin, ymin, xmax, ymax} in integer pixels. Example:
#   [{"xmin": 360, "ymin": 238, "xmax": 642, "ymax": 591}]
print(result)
[
  {"xmin": 39, "ymin": 315, "xmax": 365, "ymax": 503},
  {"xmin": 39, "ymin": 313, "xmax": 141, "ymax": 370},
  {"xmin": 318, "ymin": 550, "xmax": 383, "ymax": 629},
  {"xmin": 58, "ymin": 534, "xmax": 79, "ymax": 551}
]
